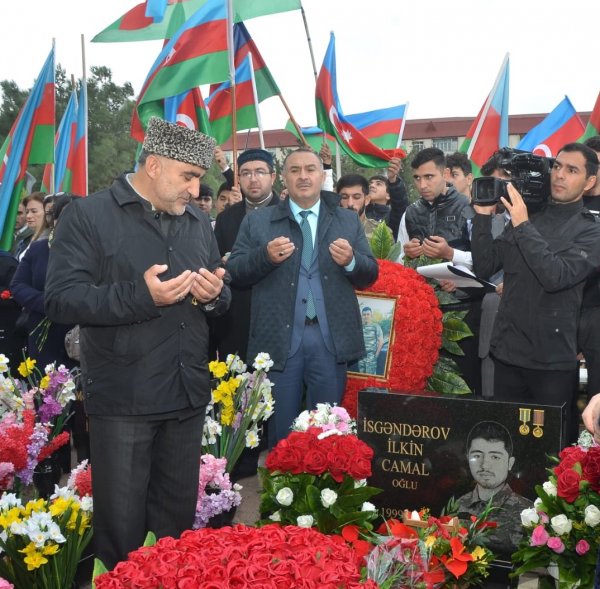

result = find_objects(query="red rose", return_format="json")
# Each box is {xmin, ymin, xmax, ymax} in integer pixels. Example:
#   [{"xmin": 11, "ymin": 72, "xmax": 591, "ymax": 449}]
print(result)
[
  {"xmin": 555, "ymin": 446, "xmax": 587, "ymax": 475},
  {"xmin": 303, "ymin": 447, "xmax": 329, "ymax": 474},
  {"xmin": 583, "ymin": 448, "xmax": 600, "ymax": 491},
  {"xmin": 0, "ymin": 290, "xmax": 10, "ymax": 300},
  {"xmin": 556, "ymin": 467, "xmax": 582, "ymax": 502}
]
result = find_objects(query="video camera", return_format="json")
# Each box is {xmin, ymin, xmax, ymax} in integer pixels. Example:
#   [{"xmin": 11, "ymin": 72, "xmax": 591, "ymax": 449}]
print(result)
[{"xmin": 471, "ymin": 148, "xmax": 552, "ymax": 207}]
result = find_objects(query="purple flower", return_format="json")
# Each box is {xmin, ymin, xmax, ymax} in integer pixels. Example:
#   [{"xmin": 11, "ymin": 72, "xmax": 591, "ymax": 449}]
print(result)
[
  {"xmin": 16, "ymin": 424, "xmax": 48, "ymax": 485},
  {"xmin": 530, "ymin": 525, "xmax": 550, "ymax": 547},
  {"xmin": 547, "ymin": 536, "xmax": 565, "ymax": 554},
  {"xmin": 38, "ymin": 395, "xmax": 63, "ymax": 424},
  {"xmin": 576, "ymin": 539, "xmax": 591, "ymax": 555}
]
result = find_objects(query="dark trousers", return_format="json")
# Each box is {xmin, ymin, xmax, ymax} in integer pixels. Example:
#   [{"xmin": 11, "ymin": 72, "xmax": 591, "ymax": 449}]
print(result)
[
  {"xmin": 579, "ymin": 305, "xmax": 600, "ymax": 398},
  {"xmin": 493, "ymin": 358, "xmax": 579, "ymax": 444},
  {"xmin": 89, "ymin": 410, "xmax": 205, "ymax": 570},
  {"xmin": 268, "ymin": 323, "xmax": 347, "ymax": 447}
]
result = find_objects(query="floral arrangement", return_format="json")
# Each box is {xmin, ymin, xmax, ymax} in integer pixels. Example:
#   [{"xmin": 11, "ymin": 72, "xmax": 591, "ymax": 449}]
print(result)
[
  {"xmin": 365, "ymin": 506, "xmax": 495, "ymax": 588},
  {"xmin": 67, "ymin": 459, "xmax": 92, "ymax": 497},
  {"xmin": 193, "ymin": 454, "xmax": 242, "ymax": 529},
  {"xmin": 0, "ymin": 354, "xmax": 76, "ymax": 491},
  {"xmin": 342, "ymin": 260, "xmax": 443, "ymax": 417},
  {"xmin": 513, "ymin": 430, "xmax": 600, "ymax": 588},
  {"xmin": 94, "ymin": 524, "xmax": 379, "ymax": 588},
  {"xmin": 292, "ymin": 402, "xmax": 357, "ymax": 436},
  {"xmin": 202, "ymin": 353, "xmax": 274, "ymax": 474},
  {"xmin": 0, "ymin": 484, "xmax": 93, "ymax": 589},
  {"xmin": 258, "ymin": 424, "xmax": 381, "ymax": 535}
]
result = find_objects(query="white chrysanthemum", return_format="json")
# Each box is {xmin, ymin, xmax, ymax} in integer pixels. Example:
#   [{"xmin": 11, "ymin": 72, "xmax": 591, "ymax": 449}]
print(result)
[
  {"xmin": 296, "ymin": 515, "xmax": 314, "ymax": 528},
  {"xmin": 275, "ymin": 487, "xmax": 294, "ymax": 506},
  {"xmin": 253, "ymin": 353, "xmax": 274, "ymax": 372}
]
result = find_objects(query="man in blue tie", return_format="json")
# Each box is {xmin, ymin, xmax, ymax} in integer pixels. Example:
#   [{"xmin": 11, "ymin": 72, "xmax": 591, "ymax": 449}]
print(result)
[{"xmin": 227, "ymin": 148, "xmax": 378, "ymax": 445}]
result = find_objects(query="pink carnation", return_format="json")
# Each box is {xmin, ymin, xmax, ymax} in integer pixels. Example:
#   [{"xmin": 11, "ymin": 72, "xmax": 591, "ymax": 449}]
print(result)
[
  {"xmin": 576, "ymin": 539, "xmax": 591, "ymax": 555},
  {"xmin": 530, "ymin": 525, "xmax": 550, "ymax": 546},
  {"xmin": 547, "ymin": 537, "xmax": 565, "ymax": 554},
  {"xmin": 0, "ymin": 579, "xmax": 13, "ymax": 589}
]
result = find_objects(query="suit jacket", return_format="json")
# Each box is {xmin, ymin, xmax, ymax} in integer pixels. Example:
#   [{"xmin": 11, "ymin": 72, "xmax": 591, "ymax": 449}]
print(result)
[{"xmin": 227, "ymin": 192, "xmax": 378, "ymax": 370}]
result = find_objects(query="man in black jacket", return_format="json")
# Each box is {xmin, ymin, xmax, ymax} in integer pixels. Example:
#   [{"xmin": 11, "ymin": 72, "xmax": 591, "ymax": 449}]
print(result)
[
  {"xmin": 472, "ymin": 142, "xmax": 600, "ymax": 443},
  {"xmin": 45, "ymin": 118, "xmax": 231, "ymax": 569},
  {"xmin": 212, "ymin": 148, "xmax": 278, "ymax": 362}
]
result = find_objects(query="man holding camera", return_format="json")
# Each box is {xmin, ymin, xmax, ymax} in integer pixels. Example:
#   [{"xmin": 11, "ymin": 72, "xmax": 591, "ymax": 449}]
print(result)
[{"xmin": 471, "ymin": 143, "xmax": 600, "ymax": 443}]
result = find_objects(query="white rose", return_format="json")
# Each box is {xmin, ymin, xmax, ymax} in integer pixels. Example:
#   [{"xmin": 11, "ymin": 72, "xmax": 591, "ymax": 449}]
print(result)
[
  {"xmin": 354, "ymin": 479, "xmax": 367, "ymax": 488},
  {"xmin": 534, "ymin": 497, "xmax": 543, "ymax": 508},
  {"xmin": 550, "ymin": 514, "xmax": 573, "ymax": 536},
  {"xmin": 320, "ymin": 488, "xmax": 338, "ymax": 508},
  {"xmin": 585, "ymin": 505, "xmax": 600, "ymax": 527},
  {"xmin": 542, "ymin": 480, "xmax": 557, "ymax": 497},
  {"xmin": 275, "ymin": 487, "xmax": 294, "ymax": 506},
  {"xmin": 520, "ymin": 507, "xmax": 539, "ymax": 527},
  {"xmin": 361, "ymin": 502, "xmax": 376, "ymax": 512},
  {"xmin": 269, "ymin": 511, "xmax": 281, "ymax": 522},
  {"xmin": 297, "ymin": 515, "xmax": 314, "ymax": 528}
]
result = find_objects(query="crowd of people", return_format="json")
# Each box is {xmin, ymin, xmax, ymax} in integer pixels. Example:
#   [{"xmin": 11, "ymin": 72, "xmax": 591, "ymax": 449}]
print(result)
[{"xmin": 2, "ymin": 116, "xmax": 600, "ymax": 571}]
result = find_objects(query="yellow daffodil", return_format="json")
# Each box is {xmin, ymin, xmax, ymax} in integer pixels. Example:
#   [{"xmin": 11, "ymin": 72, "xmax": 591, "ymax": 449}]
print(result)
[
  {"xmin": 24, "ymin": 498, "xmax": 46, "ymax": 515},
  {"xmin": 0, "ymin": 506, "xmax": 23, "ymax": 528},
  {"xmin": 19, "ymin": 543, "xmax": 48, "ymax": 571},
  {"xmin": 39, "ymin": 375, "xmax": 50, "ymax": 390},
  {"xmin": 42, "ymin": 544, "xmax": 60, "ymax": 556},
  {"xmin": 18, "ymin": 358, "xmax": 36, "ymax": 378},
  {"xmin": 209, "ymin": 360, "xmax": 228, "ymax": 379},
  {"xmin": 49, "ymin": 497, "xmax": 72, "ymax": 517},
  {"xmin": 471, "ymin": 546, "xmax": 486, "ymax": 561}
]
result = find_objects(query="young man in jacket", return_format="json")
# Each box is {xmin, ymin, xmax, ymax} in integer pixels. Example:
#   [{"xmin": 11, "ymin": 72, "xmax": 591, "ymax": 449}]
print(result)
[
  {"xmin": 471, "ymin": 142, "xmax": 600, "ymax": 443},
  {"xmin": 45, "ymin": 118, "xmax": 231, "ymax": 569}
]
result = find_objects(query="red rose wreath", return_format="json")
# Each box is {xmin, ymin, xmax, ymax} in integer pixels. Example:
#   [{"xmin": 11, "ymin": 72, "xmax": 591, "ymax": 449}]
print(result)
[{"xmin": 342, "ymin": 259, "xmax": 442, "ymax": 417}]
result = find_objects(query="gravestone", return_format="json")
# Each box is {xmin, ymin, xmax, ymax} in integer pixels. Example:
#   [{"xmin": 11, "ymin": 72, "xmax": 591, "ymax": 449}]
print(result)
[{"xmin": 358, "ymin": 388, "xmax": 565, "ymax": 564}]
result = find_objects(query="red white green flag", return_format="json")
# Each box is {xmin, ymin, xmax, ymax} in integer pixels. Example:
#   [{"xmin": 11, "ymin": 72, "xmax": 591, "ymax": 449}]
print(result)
[
  {"xmin": 579, "ymin": 91, "xmax": 600, "ymax": 143},
  {"xmin": 315, "ymin": 33, "xmax": 392, "ymax": 168},
  {"xmin": 93, "ymin": 0, "xmax": 301, "ymax": 43}
]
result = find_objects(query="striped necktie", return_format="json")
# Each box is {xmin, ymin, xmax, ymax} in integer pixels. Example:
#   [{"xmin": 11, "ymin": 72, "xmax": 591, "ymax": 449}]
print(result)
[{"xmin": 299, "ymin": 210, "xmax": 316, "ymax": 320}]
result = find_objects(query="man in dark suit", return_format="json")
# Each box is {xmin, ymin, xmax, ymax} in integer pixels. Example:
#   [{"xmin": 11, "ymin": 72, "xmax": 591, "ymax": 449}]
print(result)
[
  {"xmin": 212, "ymin": 148, "xmax": 278, "ymax": 362},
  {"xmin": 228, "ymin": 148, "xmax": 378, "ymax": 446}
]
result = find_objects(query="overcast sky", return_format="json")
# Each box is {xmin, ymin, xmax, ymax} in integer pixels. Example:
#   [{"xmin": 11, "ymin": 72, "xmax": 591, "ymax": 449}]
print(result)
[{"xmin": 2, "ymin": 0, "xmax": 598, "ymax": 132}]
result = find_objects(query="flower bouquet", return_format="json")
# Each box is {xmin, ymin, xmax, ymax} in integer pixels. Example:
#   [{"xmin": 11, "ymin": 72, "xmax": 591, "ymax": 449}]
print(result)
[
  {"xmin": 202, "ymin": 353, "xmax": 274, "ymax": 474},
  {"xmin": 94, "ymin": 524, "xmax": 379, "ymax": 588},
  {"xmin": 193, "ymin": 453, "xmax": 242, "ymax": 529},
  {"xmin": 512, "ymin": 430, "xmax": 600, "ymax": 589},
  {"xmin": 258, "ymin": 404, "xmax": 381, "ymax": 535},
  {"xmin": 0, "ymin": 483, "xmax": 93, "ymax": 589},
  {"xmin": 0, "ymin": 354, "xmax": 77, "ymax": 492},
  {"xmin": 365, "ymin": 506, "xmax": 495, "ymax": 588}
]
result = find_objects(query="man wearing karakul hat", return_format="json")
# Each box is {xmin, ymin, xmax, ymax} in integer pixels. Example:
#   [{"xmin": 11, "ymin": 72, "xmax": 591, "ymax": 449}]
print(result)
[{"xmin": 45, "ymin": 117, "xmax": 231, "ymax": 569}]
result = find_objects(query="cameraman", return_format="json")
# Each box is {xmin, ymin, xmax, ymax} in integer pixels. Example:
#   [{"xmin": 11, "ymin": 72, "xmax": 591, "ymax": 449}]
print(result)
[{"xmin": 471, "ymin": 143, "xmax": 600, "ymax": 443}]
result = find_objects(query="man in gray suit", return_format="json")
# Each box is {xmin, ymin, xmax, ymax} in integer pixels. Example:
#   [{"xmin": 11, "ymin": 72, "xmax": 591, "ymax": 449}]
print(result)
[{"xmin": 228, "ymin": 148, "xmax": 378, "ymax": 445}]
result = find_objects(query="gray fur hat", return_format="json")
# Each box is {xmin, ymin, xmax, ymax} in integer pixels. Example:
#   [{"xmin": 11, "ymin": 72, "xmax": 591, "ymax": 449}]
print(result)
[{"xmin": 142, "ymin": 117, "xmax": 216, "ymax": 169}]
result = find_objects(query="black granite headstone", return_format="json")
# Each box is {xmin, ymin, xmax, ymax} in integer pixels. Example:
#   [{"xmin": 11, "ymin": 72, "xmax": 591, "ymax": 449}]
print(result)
[{"xmin": 358, "ymin": 388, "xmax": 565, "ymax": 562}]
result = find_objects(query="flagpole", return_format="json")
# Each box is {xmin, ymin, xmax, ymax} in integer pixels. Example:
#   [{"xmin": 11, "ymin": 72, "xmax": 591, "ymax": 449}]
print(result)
[
  {"xmin": 50, "ymin": 38, "xmax": 57, "ymax": 194},
  {"xmin": 278, "ymin": 94, "xmax": 309, "ymax": 147},
  {"xmin": 226, "ymin": 0, "xmax": 238, "ymax": 184},
  {"xmin": 81, "ymin": 34, "xmax": 88, "ymax": 195},
  {"xmin": 396, "ymin": 102, "xmax": 409, "ymax": 149},
  {"xmin": 247, "ymin": 55, "xmax": 265, "ymax": 150}
]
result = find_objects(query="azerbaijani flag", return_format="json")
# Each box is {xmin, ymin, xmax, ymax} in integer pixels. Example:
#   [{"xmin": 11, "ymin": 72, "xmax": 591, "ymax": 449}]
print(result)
[
  {"xmin": 0, "ymin": 48, "xmax": 55, "ymax": 250},
  {"xmin": 93, "ymin": 0, "xmax": 301, "ymax": 43},
  {"xmin": 578, "ymin": 91, "xmax": 600, "ymax": 143},
  {"xmin": 206, "ymin": 55, "xmax": 258, "ymax": 144},
  {"xmin": 132, "ymin": 86, "xmax": 211, "ymax": 142},
  {"xmin": 517, "ymin": 96, "xmax": 584, "ymax": 157},
  {"xmin": 208, "ymin": 22, "xmax": 280, "ymax": 103},
  {"xmin": 41, "ymin": 89, "xmax": 78, "ymax": 193},
  {"xmin": 315, "ymin": 33, "xmax": 391, "ymax": 168},
  {"xmin": 137, "ymin": 0, "xmax": 229, "ymax": 106},
  {"xmin": 285, "ymin": 120, "xmax": 335, "ymax": 152},
  {"xmin": 93, "ymin": 0, "xmax": 206, "ymax": 42},
  {"xmin": 68, "ymin": 82, "xmax": 88, "ymax": 196},
  {"xmin": 459, "ymin": 54, "xmax": 509, "ymax": 175}
]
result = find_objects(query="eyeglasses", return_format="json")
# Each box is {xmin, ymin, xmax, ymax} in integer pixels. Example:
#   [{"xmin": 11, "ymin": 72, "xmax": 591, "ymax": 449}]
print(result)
[{"xmin": 239, "ymin": 170, "xmax": 270, "ymax": 179}]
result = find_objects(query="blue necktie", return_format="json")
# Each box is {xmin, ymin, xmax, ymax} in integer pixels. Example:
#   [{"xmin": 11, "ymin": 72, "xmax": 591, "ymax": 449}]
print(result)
[{"xmin": 299, "ymin": 210, "xmax": 316, "ymax": 320}]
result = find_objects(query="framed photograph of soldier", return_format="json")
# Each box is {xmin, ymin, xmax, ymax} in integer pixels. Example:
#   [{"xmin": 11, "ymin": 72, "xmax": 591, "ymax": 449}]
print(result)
[
  {"xmin": 347, "ymin": 293, "xmax": 396, "ymax": 379},
  {"xmin": 357, "ymin": 389, "xmax": 565, "ymax": 559}
]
